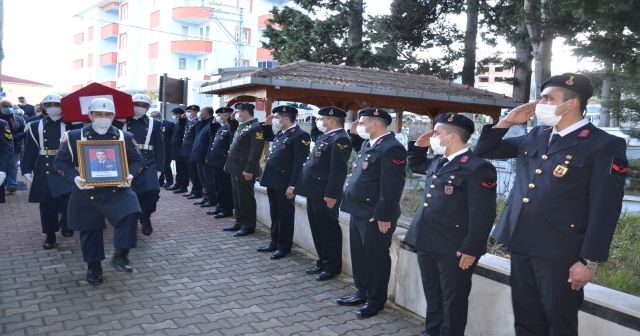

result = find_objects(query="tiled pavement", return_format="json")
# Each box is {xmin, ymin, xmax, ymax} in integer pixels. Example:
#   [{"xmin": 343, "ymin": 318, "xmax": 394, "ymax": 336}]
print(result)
[{"xmin": 0, "ymin": 187, "xmax": 425, "ymax": 336}]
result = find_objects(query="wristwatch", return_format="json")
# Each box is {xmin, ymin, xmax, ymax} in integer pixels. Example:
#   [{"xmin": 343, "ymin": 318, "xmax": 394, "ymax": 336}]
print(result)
[{"xmin": 580, "ymin": 258, "xmax": 599, "ymax": 271}]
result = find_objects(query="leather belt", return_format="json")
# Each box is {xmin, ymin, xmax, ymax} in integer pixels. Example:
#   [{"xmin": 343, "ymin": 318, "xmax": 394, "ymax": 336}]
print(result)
[
  {"xmin": 136, "ymin": 144, "xmax": 154, "ymax": 150},
  {"xmin": 39, "ymin": 150, "xmax": 58, "ymax": 155}
]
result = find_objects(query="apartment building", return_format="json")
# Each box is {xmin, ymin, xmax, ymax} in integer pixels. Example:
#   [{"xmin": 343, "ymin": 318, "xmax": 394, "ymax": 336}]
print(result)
[
  {"xmin": 474, "ymin": 63, "xmax": 515, "ymax": 97},
  {"xmin": 71, "ymin": 0, "xmax": 285, "ymax": 105}
]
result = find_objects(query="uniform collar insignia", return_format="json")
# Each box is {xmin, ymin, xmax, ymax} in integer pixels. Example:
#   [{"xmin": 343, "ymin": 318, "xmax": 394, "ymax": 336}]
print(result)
[
  {"xmin": 459, "ymin": 155, "xmax": 470, "ymax": 164},
  {"xmin": 577, "ymin": 128, "xmax": 590, "ymax": 138}
]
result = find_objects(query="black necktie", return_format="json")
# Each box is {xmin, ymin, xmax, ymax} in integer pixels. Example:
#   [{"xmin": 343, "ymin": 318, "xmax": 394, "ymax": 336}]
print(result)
[
  {"xmin": 548, "ymin": 133, "xmax": 561, "ymax": 149},
  {"xmin": 436, "ymin": 157, "xmax": 449, "ymax": 170}
]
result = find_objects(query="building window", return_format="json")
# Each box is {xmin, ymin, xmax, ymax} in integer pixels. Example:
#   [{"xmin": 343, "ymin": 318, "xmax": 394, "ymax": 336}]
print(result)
[
  {"xmin": 240, "ymin": 28, "xmax": 251, "ymax": 45},
  {"xmin": 495, "ymin": 77, "xmax": 506, "ymax": 82},
  {"xmin": 258, "ymin": 60, "xmax": 279, "ymax": 69},
  {"xmin": 120, "ymin": 3, "xmax": 128, "ymax": 20},
  {"xmin": 118, "ymin": 62, "xmax": 127, "ymax": 78},
  {"xmin": 478, "ymin": 66, "xmax": 489, "ymax": 74},
  {"xmin": 197, "ymin": 59, "xmax": 202, "ymax": 70},
  {"xmin": 179, "ymin": 58, "xmax": 187, "ymax": 70},
  {"xmin": 181, "ymin": 25, "xmax": 189, "ymax": 37},
  {"xmin": 118, "ymin": 33, "xmax": 128, "ymax": 49},
  {"xmin": 478, "ymin": 76, "xmax": 489, "ymax": 83},
  {"xmin": 149, "ymin": 59, "xmax": 155, "ymax": 73},
  {"xmin": 203, "ymin": 58, "xmax": 208, "ymax": 71},
  {"xmin": 494, "ymin": 66, "xmax": 504, "ymax": 73}
]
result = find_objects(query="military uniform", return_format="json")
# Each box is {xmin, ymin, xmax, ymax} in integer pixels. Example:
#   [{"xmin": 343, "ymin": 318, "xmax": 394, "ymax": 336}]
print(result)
[
  {"xmin": 54, "ymin": 125, "xmax": 143, "ymax": 264},
  {"xmin": 260, "ymin": 110, "xmax": 311, "ymax": 255},
  {"xmin": 114, "ymin": 115, "xmax": 164, "ymax": 232},
  {"xmin": 190, "ymin": 118, "xmax": 214, "ymax": 204},
  {"xmin": 205, "ymin": 112, "xmax": 237, "ymax": 217},
  {"xmin": 341, "ymin": 117, "xmax": 407, "ymax": 312},
  {"xmin": 223, "ymin": 117, "xmax": 264, "ymax": 233},
  {"xmin": 21, "ymin": 116, "xmax": 79, "ymax": 238},
  {"xmin": 182, "ymin": 115, "xmax": 202, "ymax": 197},
  {"xmin": 0, "ymin": 119, "xmax": 13, "ymax": 203},
  {"xmin": 158, "ymin": 119, "xmax": 175, "ymax": 187},
  {"xmin": 171, "ymin": 114, "xmax": 189, "ymax": 191},
  {"xmin": 297, "ymin": 108, "xmax": 352, "ymax": 276},
  {"xmin": 404, "ymin": 114, "xmax": 497, "ymax": 336}
]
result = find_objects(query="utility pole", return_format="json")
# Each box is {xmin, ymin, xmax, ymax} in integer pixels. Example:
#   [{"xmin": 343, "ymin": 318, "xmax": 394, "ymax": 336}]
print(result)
[
  {"xmin": 202, "ymin": 1, "xmax": 245, "ymax": 67},
  {"xmin": 0, "ymin": 0, "xmax": 4, "ymax": 95}
]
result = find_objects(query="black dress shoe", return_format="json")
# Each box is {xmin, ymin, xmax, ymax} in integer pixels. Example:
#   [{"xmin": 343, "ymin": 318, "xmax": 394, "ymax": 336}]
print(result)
[
  {"xmin": 182, "ymin": 192, "xmax": 194, "ymax": 197},
  {"xmin": 222, "ymin": 224, "xmax": 241, "ymax": 231},
  {"xmin": 305, "ymin": 265, "xmax": 323, "ymax": 274},
  {"xmin": 162, "ymin": 183, "xmax": 173, "ymax": 188},
  {"xmin": 214, "ymin": 212, "xmax": 233, "ymax": 219},
  {"xmin": 233, "ymin": 228, "xmax": 255, "ymax": 237},
  {"xmin": 61, "ymin": 228, "xmax": 74, "ymax": 237},
  {"xmin": 257, "ymin": 245, "xmax": 277, "ymax": 253},
  {"xmin": 43, "ymin": 233, "xmax": 57, "ymax": 250},
  {"xmin": 111, "ymin": 248, "xmax": 133, "ymax": 273},
  {"xmin": 206, "ymin": 210, "xmax": 218, "ymax": 215},
  {"xmin": 356, "ymin": 304, "xmax": 380, "ymax": 319},
  {"xmin": 270, "ymin": 250, "xmax": 290, "ymax": 260},
  {"xmin": 140, "ymin": 216, "xmax": 153, "ymax": 236},
  {"xmin": 199, "ymin": 202, "xmax": 214, "ymax": 208},
  {"xmin": 186, "ymin": 194, "xmax": 203, "ymax": 200},
  {"xmin": 173, "ymin": 188, "xmax": 188, "ymax": 193},
  {"xmin": 86, "ymin": 262, "xmax": 103, "ymax": 285},
  {"xmin": 166, "ymin": 184, "xmax": 179, "ymax": 190},
  {"xmin": 193, "ymin": 199, "xmax": 208, "ymax": 205},
  {"xmin": 316, "ymin": 271, "xmax": 338, "ymax": 281},
  {"xmin": 336, "ymin": 293, "xmax": 366, "ymax": 306}
]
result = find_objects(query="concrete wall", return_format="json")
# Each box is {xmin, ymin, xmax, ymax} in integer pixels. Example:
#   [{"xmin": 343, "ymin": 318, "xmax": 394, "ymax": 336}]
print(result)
[{"xmin": 254, "ymin": 185, "xmax": 640, "ymax": 336}]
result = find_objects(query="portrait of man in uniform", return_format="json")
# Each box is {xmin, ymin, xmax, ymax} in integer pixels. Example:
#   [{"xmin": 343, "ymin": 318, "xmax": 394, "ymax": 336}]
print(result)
[{"xmin": 90, "ymin": 150, "xmax": 118, "ymax": 177}]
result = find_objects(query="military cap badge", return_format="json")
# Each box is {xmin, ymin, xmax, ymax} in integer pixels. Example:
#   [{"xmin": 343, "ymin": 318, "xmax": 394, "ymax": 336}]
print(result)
[{"xmin": 565, "ymin": 75, "xmax": 575, "ymax": 86}]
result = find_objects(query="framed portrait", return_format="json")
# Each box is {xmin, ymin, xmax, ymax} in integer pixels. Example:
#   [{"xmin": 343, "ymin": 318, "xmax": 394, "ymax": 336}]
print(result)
[{"xmin": 76, "ymin": 140, "xmax": 129, "ymax": 187}]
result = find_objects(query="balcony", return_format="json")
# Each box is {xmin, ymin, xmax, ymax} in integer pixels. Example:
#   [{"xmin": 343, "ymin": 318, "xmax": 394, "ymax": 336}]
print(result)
[
  {"xmin": 172, "ymin": 6, "xmax": 211, "ymax": 24},
  {"xmin": 100, "ymin": 1, "xmax": 119, "ymax": 13},
  {"xmin": 101, "ymin": 23, "xmax": 119, "ymax": 40},
  {"xmin": 170, "ymin": 40, "xmax": 213, "ymax": 56},
  {"xmin": 100, "ymin": 52, "xmax": 118, "ymax": 66}
]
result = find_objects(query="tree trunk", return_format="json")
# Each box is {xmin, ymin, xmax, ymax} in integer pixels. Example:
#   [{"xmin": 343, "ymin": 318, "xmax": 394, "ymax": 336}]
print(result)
[
  {"xmin": 610, "ymin": 78, "xmax": 621, "ymax": 127},
  {"xmin": 346, "ymin": 0, "xmax": 364, "ymax": 66},
  {"xmin": 512, "ymin": 21, "xmax": 533, "ymax": 103},
  {"xmin": 532, "ymin": 34, "xmax": 553, "ymax": 97},
  {"xmin": 462, "ymin": 0, "xmax": 479, "ymax": 87},
  {"xmin": 600, "ymin": 59, "xmax": 613, "ymax": 127},
  {"xmin": 524, "ymin": 0, "xmax": 554, "ymax": 97}
]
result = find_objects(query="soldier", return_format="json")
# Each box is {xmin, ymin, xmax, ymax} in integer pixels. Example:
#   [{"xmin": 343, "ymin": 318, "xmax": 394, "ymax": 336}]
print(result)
[
  {"xmin": 257, "ymin": 105, "xmax": 310, "ymax": 259},
  {"xmin": 296, "ymin": 107, "xmax": 352, "ymax": 280},
  {"xmin": 339, "ymin": 107, "xmax": 407, "ymax": 319},
  {"xmin": 222, "ymin": 103, "xmax": 264, "ymax": 236},
  {"xmin": 0, "ymin": 118, "xmax": 13, "ymax": 204},
  {"xmin": 168, "ymin": 107, "xmax": 189, "ymax": 193},
  {"xmin": 475, "ymin": 73, "xmax": 628, "ymax": 336},
  {"xmin": 205, "ymin": 107, "xmax": 237, "ymax": 218},
  {"xmin": 150, "ymin": 110, "xmax": 175, "ymax": 188},
  {"xmin": 405, "ymin": 113, "xmax": 497, "ymax": 336},
  {"xmin": 190, "ymin": 107, "xmax": 215, "ymax": 207},
  {"xmin": 113, "ymin": 94, "xmax": 164, "ymax": 236},
  {"xmin": 21, "ymin": 94, "xmax": 78, "ymax": 249},
  {"xmin": 182, "ymin": 105, "xmax": 203, "ymax": 199},
  {"xmin": 0, "ymin": 99, "xmax": 27, "ymax": 194},
  {"xmin": 54, "ymin": 98, "xmax": 144, "ymax": 285}
]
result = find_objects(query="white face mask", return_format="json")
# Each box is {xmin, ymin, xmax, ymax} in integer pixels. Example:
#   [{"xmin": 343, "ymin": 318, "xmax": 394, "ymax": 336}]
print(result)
[
  {"xmin": 535, "ymin": 103, "xmax": 566, "ymax": 127},
  {"xmin": 215, "ymin": 115, "xmax": 223, "ymax": 124},
  {"xmin": 46, "ymin": 106, "xmax": 62, "ymax": 116},
  {"xmin": 272, "ymin": 118, "xmax": 282, "ymax": 130},
  {"xmin": 430, "ymin": 136, "xmax": 446, "ymax": 155},
  {"xmin": 92, "ymin": 117, "xmax": 113, "ymax": 134},
  {"xmin": 316, "ymin": 119, "xmax": 327, "ymax": 133},
  {"xmin": 356, "ymin": 124, "xmax": 371, "ymax": 140},
  {"xmin": 133, "ymin": 106, "xmax": 147, "ymax": 118},
  {"xmin": 196, "ymin": 112, "xmax": 202, "ymax": 119},
  {"xmin": 233, "ymin": 113, "xmax": 242, "ymax": 122}
]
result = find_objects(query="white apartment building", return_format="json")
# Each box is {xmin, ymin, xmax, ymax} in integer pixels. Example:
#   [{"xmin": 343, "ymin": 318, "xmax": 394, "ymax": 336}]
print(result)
[{"xmin": 71, "ymin": 0, "xmax": 286, "ymax": 105}]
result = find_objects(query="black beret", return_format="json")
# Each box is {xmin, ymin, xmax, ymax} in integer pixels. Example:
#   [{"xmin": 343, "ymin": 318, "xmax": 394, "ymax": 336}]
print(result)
[
  {"xmin": 317, "ymin": 106, "xmax": 346, "ymax": 118},
  {"xmin": 186, "ymin": 105, "xmax": 200, "ymax": 112},
  {"xmin": 435, "ymin": 113, "xmax": 474, "ymax": 135},
  {"xmin": 272, "ymin": 105, "xmax": 298, "ymax": 117},
  {"xmin": 215, "ymin": 107, "xmax": 234, "ymax": 114},
  {"xmin": 541, "ymin": 73, "xmax": 594, "ymax": 105},
  {"xmin": 358, "ymin": 107, "xmax": 392, "ymax": 125},
  {"xmin": 171, "ymin": 107, "xmax": 185, "ymax": 114},
  {"xmin": 234, "ymin": 103, "xmax": 255, "ymax": 111}
]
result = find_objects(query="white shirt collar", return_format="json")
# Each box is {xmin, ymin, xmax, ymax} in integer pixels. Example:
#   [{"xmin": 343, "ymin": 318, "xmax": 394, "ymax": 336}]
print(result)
[
  {"xmin": 369, "ymin": 132, "xmax": 391, "ymax": 146},
  {"xmin": 551, "ymin": 118, "xmax": 590, "ymax": 137},
  {"xmin": 446, "ymin": 147, "xmax": 470, "ymax": 162},
  {"xmin": 281, "ymin": 124, "xmax": 297, "ymax": 133},
  {"xmin": 324, "ymin": 127, "xmax": 342, "ymax": 135}
]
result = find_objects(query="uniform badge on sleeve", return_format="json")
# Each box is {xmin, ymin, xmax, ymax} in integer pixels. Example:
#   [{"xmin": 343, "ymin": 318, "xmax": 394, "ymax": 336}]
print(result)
[
  {"xmin": 611, "ymin": 157, "xmax": 628, "ymax": 177},
  {"xmin": 392, "ymin": 159, "xmax": 405, "ymax": 165},
  {"xmin": 255, "ymin": 131, "xmax": 264, "ymax": 140},
  {"xmin": 302, "ymin": 139, "xmax": 311, "ymax": 146},
  {"xmin": 337, "ymin": 143, "xmax": 348, "ymax": 150},
  {"xmin": 481, "ymin": 180, "xmax": 497, "ymax": 189},
  {"xmin": 362, "ymin": 161, "xmax": 369, "ymax": 170},
  {"xmin": 4, "ymin": 125, "xmax": 11, "ymax": 139}
]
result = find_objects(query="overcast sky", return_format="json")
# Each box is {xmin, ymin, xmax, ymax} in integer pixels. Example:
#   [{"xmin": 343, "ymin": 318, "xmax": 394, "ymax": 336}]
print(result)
[{"xmin": 2, "ymin": 0, "xmax": 597, "ymax": 95}]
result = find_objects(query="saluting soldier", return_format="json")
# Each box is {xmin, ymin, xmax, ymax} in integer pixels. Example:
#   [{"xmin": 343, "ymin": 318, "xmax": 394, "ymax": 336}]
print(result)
[
  {"xmin": 54, "ymin": 98, "xmax": 144, "ymax": 285},
  {"xmin": 475, "ymin": 73, "xmax": 628, "ymax": 336},
  {"xmin": 182, "ymin": 105, "xmax": 203, "ymax": 199},
  {"xmin": 205, "ymin": 107, "xmax": 237, "ymax": 218},
  {"xmin": 21, "ymin": 94, "xmax": 78, "ymax": 249},
  {"xmin": 405, "ymin": 113, "xmax": 497, "ymax": 336},
  {"xmin": 339, "ymin": 107, "xmax": 407, "ymax": 319},
  {"xmin": 296, "ymin": 107, "xmax": 352, "ymax": 281},
  {"xmin": 0, "ymin": 118, "xmax": 13, "ymax": 204},
  {"xmin": 257, "ymin": 105, "xmax": 310, "ymax": 259},
  {"xmin": 222, "ymin": 103, "xmax": 264, "ymax": 236},
  {"xmin": 113, "ymin": 94, "xmax": 164, "ymax": 236}
]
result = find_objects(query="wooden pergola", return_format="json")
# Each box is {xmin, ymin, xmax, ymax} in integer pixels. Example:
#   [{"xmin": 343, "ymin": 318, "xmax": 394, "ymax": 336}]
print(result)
[{"xmin": 199, "ymin": 60, "xmax": 518, "ymax": 131}]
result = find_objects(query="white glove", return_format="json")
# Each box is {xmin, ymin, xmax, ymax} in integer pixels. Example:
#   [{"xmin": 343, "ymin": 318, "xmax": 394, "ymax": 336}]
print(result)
[
  {"xmin": 74, "ymin": 176, "xmax": 94, "ymax": 190},
  {"xmin": 23, "ymin": 173, "xmax": 33, "ymax": 187},
  {"xmin": 117, "ymin": 174, "xmax": 134, "ymax": 188},
  {"xmin": 0, "ymin": 171, "xmax": 5, "ymax": 186}
]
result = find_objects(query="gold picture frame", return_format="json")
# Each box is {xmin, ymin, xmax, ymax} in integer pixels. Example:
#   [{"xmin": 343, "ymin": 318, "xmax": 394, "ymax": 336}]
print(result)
[{"xmin": 76, "ymin": 140, "xmax": 129, "ymax": 187}]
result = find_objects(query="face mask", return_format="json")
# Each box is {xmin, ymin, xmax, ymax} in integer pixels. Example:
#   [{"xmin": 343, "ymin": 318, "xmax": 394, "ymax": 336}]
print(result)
[
  {"xmin": 92, "ymin": 117, "xmax": 113, "ymax": 134},
  {"xmin": 46, "ymin": 106, "xmax": 62, "ymax": 115},
  {"xmin": 48, "ymin": 113, "xmax": 63, "ymax": 121},
  {"xmin": 196, "ymin": 112, "xmax": 202, "ymax": 119},
  {"xmin": 430, "ymin": 136, "xmax": 446, "ymax": 155},
  {"xmin": 215, "ymin": 115, "xmax": 223, "ymax": 124},
  {"xmin": 316, "ymin": 119, "xmax": 327, "ymax": 133},
  {"xmin": 272, "ymin": 118, "xmax": 282, "ymax": 130},
  {"xmin": 172, "ymin": 115, "xmax": 178, "ymax": 120},
  {"xmin": 1, "ymin": 107, "xmax": 13, "ymax": 115},
  {"xmin": 535, "ymin": 103, "xmax": 566, "ymax": 127},
  {"xmin": 234, "ymin": 113, "xmax": 243, "ymax": 122},
  {"xmin": 133, "ymin": 106, "xmax": 147, "ymax": 118},
  {"xmin": 356, "ymin": 124, "xmax": 371, "ymax": 140}
]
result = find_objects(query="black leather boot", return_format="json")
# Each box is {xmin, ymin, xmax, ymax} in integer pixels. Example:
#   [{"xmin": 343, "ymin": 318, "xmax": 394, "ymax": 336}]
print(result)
[
  {"xmin": 43, "ymin": 233, "xmax": 57, "ymax": 250},
  {"xmin": 111, "ymin": 248, "xmax": 133, "ymax": 272},
  {"xmin": 86, "ymin": 262, "xmax": 103, "ymax": 285}
]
